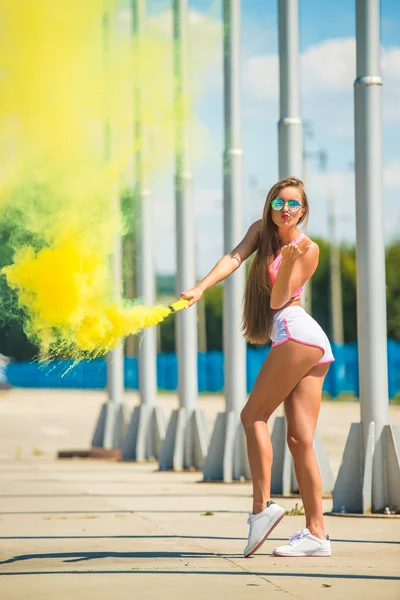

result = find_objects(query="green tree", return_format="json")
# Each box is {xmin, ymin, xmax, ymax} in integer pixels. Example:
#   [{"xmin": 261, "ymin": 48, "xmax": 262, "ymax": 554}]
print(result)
[
  {"xmin": 0, "ymin": 223, "xmax": 38, "ymax": 360},
  {"xmin": 309, "ymin": 238, "xmax": 330, "ymax": 336},
  {"xmin": 205, "ymin": 285, "xmax": 223, "ymax": 350},
  {"xmin": 340, "ymin": 244, "xmax": 358, "ymax": 342},
  {"xmin": 386, "ymin": 242, "xmax": 400, "ymax": 340},
  {"xmin": 312, "ymin": 238, "xmax": 357, "ymax": 342},
  {"xmin": 159, "ymin": 315, "xmax": 175, "ymax": 352}
]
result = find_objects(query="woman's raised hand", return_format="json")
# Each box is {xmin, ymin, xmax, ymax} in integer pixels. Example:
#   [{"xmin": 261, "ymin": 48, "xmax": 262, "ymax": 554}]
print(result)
[
  {"xmin": 281, "ymin": 243, "xmax": 310, "ymax": 265},
  {"xmin": 180, "ymin": 286, "xmax": 203, "ymax": 308}
]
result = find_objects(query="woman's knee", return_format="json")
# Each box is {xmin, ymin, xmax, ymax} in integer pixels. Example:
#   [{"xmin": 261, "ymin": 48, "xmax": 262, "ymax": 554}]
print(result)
[
  {"xmin": 287, "ymin": 432, "xmax": 314, "ymax": 455},
  {"xmin": 240, "ymin": 406, "xmax": 253, "ymax": 430},
  {"xmin": 240, "ymin": 401, "xmax": 270, "ymax": 431}
]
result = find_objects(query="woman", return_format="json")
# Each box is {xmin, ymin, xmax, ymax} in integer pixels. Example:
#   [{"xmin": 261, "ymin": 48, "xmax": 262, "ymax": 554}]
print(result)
[{"xmin": 181, "ymin": 177, "xmax": 333, "ymax": 558}]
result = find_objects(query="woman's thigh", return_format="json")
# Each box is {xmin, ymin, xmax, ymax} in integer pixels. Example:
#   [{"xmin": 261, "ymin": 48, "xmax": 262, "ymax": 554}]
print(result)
[
  {"xmin": 241, "ymin": 340, "xmax": 324, "ymax": 425},
  {"xmin": 284, "ymin": 364, "xmax": 330, "ymax": 442}
]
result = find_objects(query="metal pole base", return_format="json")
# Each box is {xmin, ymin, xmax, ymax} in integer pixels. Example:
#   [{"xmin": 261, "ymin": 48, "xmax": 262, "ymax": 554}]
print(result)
[
  {"xmin": 271, "ymin": 416, "xmax": 334, "ymax": 496},
  {"xmin": 121, "ymin": 404, "xmax": 166, "ymax": 461},
  {"xmin": 203, "ymin": 411, "xmax": 251, "ymax": 482},
  {"xmin": 158, "ymin": 408, "xmax": 209, "ymax": 471},
  {"xmin": 91, "ymin": 402, "xmax": 129, "ymax": 449},
  {"xmin": 332, "ymin": 422, "xmax": 400, "ymax": 514}
]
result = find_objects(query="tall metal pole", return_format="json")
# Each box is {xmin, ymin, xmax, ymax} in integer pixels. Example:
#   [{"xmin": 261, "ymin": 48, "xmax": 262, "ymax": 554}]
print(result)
[
  {"xmin": 92, "ymin": 8, "xmax": 127, "ymax": 450},
  {"xmin": 122, "ymin": 0, "xmax": 166, "ymax": 461},
  {"xmin": 333, "ymin": 0, "xmax": 400, "ymax": 514},
  {"xmin": 174, "ymin": 0, "xmax": 198, "ymax": 419},
  {"xmin": 203, "ymin": 0, "xmax": 250, "ymax": 482},
  {"xmin": 105, "ymin": 240, "xmax": 125, "ymax": 450},
  {"xmin": 271, "ymin": 0, "xmax": 334, "ymax": 495},
  {"xmin": 278, "ymin": 0, "xmax": 302, "ymax": 179},
  {"xmin": 278, "ymin": 0, "xmax": 312, "ymax": 316},
  {"xmin": 124, "ymin": 233, "xmax": 137, "ymax": 358},
  {"xmin": 133, "ymin": 0, "xmax": 156, "ymax": 413},
  {"xmin": 159, "ymin": 0, "xmax": 209, "ymax": 471},
  {"xmin": 222, "ymin": 0, "xmax": 246, "ymax": 417},
  {"xmin": 354, "ymin": 0, "xmax": 388, "ymax": 469}
]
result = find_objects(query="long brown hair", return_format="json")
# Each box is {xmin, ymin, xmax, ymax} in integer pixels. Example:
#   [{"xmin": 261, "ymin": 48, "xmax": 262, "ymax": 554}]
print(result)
[{"xmin": 242, "ymin": 177, "xmax": 309, "ymax": 345}]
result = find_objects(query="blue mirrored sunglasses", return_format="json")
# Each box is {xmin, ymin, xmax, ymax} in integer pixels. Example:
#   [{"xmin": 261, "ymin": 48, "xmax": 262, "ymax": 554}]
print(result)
[{"xmin": 271, "ymin": 198, "xmax": 303, "ymax": 212}]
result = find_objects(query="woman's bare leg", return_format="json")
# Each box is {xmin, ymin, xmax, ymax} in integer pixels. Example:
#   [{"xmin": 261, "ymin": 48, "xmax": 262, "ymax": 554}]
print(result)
[
  {"xmin": 240, "ymin": 341, "xmax": 323, "ymax": 515},
  {"xmin": 284, "ymin": 364, "xmax": 329, "ymax": 539}
]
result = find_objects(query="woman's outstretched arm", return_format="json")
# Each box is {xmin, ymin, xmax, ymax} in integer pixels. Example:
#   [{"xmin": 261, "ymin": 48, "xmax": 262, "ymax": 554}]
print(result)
[{"xmin": 181, "ymin": 219, "xmax": 262, "ymax": 308}]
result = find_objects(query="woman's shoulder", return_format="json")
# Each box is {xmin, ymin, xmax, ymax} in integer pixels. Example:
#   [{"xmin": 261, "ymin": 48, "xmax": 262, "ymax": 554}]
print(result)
[
  {"xmin": 298, "ymin": 235, "xmax": 320, "ymax": 262},
  {"xmin": 245, "ymin": 219, "xmax": 263, "ymax": 246},
  {"xmin": 299, "ymin": 233, "xmax": 318, "ymax": 249},
  {"xmin": 250, "ymin": 219, "xmax": 263, "ymax": 235}
]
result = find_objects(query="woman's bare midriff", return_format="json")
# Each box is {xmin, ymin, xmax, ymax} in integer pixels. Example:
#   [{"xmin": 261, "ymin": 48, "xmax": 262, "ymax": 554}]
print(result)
[{"xmin": 272, "ymin": 296, "xmax": 302, "ymax": 316}]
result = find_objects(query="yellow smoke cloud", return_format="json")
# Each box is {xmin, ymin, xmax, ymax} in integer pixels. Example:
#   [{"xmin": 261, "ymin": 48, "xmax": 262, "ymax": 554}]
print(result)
[
  {"xmin": 3, "ymin": 238, "xmax": 172, "ymax": 358},
  {"xmin": 0, "ymin": 0, "xmax": 192, "ymax": 359}
]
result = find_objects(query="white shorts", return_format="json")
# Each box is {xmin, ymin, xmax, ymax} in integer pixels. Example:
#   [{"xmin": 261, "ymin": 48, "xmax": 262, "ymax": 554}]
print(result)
[{"xmin": 270, "ymin": 306, "xmax": 335, "ymax": 366}]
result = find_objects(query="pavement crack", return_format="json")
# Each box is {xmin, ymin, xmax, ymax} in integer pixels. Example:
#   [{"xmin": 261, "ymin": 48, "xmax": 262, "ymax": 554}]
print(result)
[
  {"xmin": 143, "ymin": 515, "xmax": 306, "ymax": 598},
  {"xmin": 256, "ymin": 573, "xmax": 307, "ymax": 599},
  {"xmin": 220, "ymin": 555, "xmax": 305, "ymax": 598}
]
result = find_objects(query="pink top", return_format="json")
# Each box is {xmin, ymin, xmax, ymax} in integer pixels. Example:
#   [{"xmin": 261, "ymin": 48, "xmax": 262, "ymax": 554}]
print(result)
[{"xmin": 268, "ymin": 233, "xmax": 308, "ymax": 299}]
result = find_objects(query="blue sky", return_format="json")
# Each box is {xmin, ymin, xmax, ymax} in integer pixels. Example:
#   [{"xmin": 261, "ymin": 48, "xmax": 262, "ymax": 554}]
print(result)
[{"xmin": 129, "ymin": 1, "xmax": 400, "ymax": 276}]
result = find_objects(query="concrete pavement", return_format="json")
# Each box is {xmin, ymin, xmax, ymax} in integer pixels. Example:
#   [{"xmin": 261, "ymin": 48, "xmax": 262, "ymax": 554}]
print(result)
[{"xmin": 0, "ymin": 388, "xmax": 399, "ymax": 599}]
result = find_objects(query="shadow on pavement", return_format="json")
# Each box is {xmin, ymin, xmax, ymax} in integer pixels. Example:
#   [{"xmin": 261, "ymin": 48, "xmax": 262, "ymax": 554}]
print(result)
[
  {"xmin": 0, "ymin": 493, "xmax": 251, "ymax": 498},
  {"xmin": 0, "ymin": 551, "xmax": 242, "ymax": 564},
  {"xmin": 0, "ymin": 510, "xmax": 248, "ymax": 515},
  {"xmin": 0, "ymin": 535, "xmax": 399, "ymax": 544},
  {"xmin": 0, "ymin": 569, "xmax": 399, "ymax": 581}
]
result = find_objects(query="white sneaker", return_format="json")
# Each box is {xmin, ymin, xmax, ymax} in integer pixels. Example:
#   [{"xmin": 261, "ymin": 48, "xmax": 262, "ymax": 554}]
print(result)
[
  {"xmin": 244, "ymin": 501, "xmax": 286, "ymax": 558},
  {"xmin": 273, "ymin": 528, "xmax": 331, "ymax": 557}
]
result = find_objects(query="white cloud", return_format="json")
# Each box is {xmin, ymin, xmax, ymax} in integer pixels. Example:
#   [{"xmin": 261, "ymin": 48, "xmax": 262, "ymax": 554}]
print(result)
[
  {"xmin": 244, "ymin": 38, "xmax": 400, "ymax": 123},
  {"xmin": 244, "ymin": 55, "xmax": 278, "ymax": 101},
  {"xmin": 382, "ymin": 47, "xmax": 400, "ymax": 80},
  {"xmin": 305, "ymin": 170, "xmax": 356, "ymax": 243},
  {"xmin": 301, "ymin": 38, "xmax": 355, "ymax": 93},
  {"xmin": 384, "ymin": 159, "xmax": 400, "ymax": 188},
  {"xmin": 382, "ymin": 47, "xmax": 400, "ymax": 122},
  {"xmin": 305, "ymin": 162, "xmax": 400, "ymax": 244},
  {"xmin": 244, "ymin": 38, "xmax": 356, "ymax": 102}
]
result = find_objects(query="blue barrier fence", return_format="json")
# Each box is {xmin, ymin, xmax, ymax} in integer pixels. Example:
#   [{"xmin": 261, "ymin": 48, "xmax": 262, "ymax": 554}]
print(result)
[{"xmin": 5, "ymin": 341, "xmax": 400, "ymax": 399}]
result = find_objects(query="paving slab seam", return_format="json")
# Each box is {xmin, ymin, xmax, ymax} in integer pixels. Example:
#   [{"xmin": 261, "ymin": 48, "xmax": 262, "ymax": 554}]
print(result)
[
  {"xmin": 219, "ymin": 557, "xmax": 307, "ymax": 599},
  {"xmin": 135, "ymin": 510, "xmax": 305, "ymax": 597}
]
